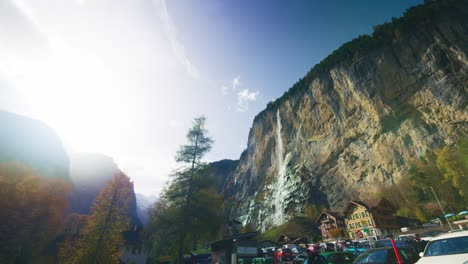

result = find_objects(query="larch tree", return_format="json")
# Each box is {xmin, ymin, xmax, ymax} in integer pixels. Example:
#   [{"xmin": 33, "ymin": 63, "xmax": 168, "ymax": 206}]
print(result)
[
  {"xmin": 59, "ymin": 171, "xmax": 132, "ymax": 264},
  {"xmin": 173, "ymin": 116, "xmax": 214, "ymax": 263},
  {"xmin": 145, "ymin": 116, "xmax": 222, "ymax": 263}
]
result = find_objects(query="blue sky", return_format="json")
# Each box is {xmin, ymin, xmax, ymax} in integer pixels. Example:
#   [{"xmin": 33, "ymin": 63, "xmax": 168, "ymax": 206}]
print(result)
[{"xmin": 0, "ymin": 0, "xmax": 422, "ymax": 196}]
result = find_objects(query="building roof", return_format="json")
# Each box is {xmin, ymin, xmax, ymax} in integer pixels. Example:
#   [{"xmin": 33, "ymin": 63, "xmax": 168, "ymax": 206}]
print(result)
[
  {"xmin": 342, "ymin": 197, "xmax": 394, "ymax": 215},
  {"xmin": 209, "ymin": 231, "xmax": 259, "ymax": 246},
  {"xmin": 315, "ymin": 211, "xmax": 345, "ymax": 224},
  {"xmin": 277, "ymin": 234, "xmax": 308, "ymax": 245}
]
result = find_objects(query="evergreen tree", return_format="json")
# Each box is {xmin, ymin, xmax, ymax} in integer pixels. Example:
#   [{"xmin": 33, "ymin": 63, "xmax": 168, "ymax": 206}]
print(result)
[
  {"xmin": 146, "ymin": 116, "xmax": 222, "ymax": 264},
  {"xmin": 59, "ymin": 171, "xmax": 132, "ymax": 263},
  {"xmin": 173, "ymin": 116, "xmax": 214, "ymax": 263}
]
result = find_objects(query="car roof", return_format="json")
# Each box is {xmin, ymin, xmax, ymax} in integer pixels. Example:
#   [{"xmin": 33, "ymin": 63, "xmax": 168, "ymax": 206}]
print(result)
[
  {"xmin": 320, "ymin": 251, "xmax": 354, "ymax": 256},
  {"xmin": 363, "ymin": 246, "xmax": 410, "ymax": 252},
  {"xmin": 429, "ymin": 230, "xmax": 468, "ymax": 240}
]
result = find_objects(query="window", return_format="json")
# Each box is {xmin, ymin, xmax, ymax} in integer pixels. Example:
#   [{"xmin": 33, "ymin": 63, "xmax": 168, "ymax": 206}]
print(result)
[{"xmin": 424, "ymin": 236, "xmax": 468, "ymax": 256}]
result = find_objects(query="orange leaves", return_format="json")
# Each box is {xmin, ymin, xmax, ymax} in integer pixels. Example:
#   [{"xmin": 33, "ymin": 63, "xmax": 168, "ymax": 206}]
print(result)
[
  {"xmin": 0, "ymin": 162, "xmax": 71, "ymax": 263},
  {"xmin": 59, "ymin": 171, "xmax": 132, "ymax": 263}
]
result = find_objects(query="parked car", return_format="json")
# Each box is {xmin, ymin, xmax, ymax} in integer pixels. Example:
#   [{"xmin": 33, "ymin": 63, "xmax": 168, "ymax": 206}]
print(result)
[
  {"xmin": 265, "ymin": 247, "xmax": 275, "ymax": 257},
  {"xmin": 415, "ymin": 230, "xmax": 468, "ymax": 264},
  {"xmin": 345, "ymin": 241, "xmax": 370, "ymax": 255},
  {"xmin": 374, "ymin": 239, "xmax": 409, "ymax": 248},
  {"xmin": 284, "ymin": 244, "xmax": 297, "ymax": 250},
  {"xmin": 396, "ymin": 234, "xmax": 416, "ymax": 242},
  {"xmin": 293, "ymin": 253, "xmax": 308, "ymax": 264},
  {"xmin": 320, "ymin": 242, "xmax": 336, "ymax": 252},
  {"xmin": 320, "ymin": 251, "xmax": 356, "ymax": 264},
  {"xmin": 352, "ymin": 246, "xmax": 419, "ymax": 264},
  {"xmin": 308, "ymin": 243, "xmax": 322, "ymax": 254},
  {"xmin": 277, "ymin": 248, "xmax": 294, "ymax": 261}
]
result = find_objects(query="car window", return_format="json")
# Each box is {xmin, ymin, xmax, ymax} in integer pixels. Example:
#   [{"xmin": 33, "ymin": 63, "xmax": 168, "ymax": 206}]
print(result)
[
  {"xmin": 327, "ymin": 253, "xmax": 355, "ymax": 263},
  {"xmin": 353, "ymin": 252, "xmax": 370, "ymax": 264},
  {"xmin": 328, "ymin": 254, "xmax": 340, "ymax": 262},
  {"xmin": 424, "ymin": 236, "xmax": 468, "ymax": 256},
  {"xmin": 367, "ymin": 250, "xmax": 388, "ymax": 264},
  {"xmin": 342, "ymin": 253, "xmax": 356, "ymax": 261}
]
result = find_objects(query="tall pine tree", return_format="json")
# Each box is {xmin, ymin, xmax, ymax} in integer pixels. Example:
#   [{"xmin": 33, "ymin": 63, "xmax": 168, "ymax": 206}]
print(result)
[
  {"xmin": 146, "ymin": 116, "xmax": 223, "ymax": 263},
  {"xmin": 174, "ymin": 116, "xmax": 214, "ymax": 263}
]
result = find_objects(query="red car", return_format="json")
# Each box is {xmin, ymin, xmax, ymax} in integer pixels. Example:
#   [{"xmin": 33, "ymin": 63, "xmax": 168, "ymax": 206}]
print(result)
[{"xmin": 276, "ymin": 248, "xmax": 293, "ymax": 261}]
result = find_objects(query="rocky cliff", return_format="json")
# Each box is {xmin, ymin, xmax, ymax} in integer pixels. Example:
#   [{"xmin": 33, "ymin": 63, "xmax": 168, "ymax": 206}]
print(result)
[{"xmin": 230, "ymin": 0, "xmax": 468, "ymax": 231}]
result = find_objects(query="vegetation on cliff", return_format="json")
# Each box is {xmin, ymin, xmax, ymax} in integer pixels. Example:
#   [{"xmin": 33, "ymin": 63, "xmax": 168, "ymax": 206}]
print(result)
[
  {"xmin": 381, "ymin": 138, "xmax": 468, "ymax": 221},
  {"xmin": 256, "ymin": 0, "xmax": 465, "ymax": 122}
]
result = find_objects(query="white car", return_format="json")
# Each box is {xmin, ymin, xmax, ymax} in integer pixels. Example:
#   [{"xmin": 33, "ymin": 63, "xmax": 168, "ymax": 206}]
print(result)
[{"xmin": 415, "ymin": 230, "xmax": 468, "ymax": 264}]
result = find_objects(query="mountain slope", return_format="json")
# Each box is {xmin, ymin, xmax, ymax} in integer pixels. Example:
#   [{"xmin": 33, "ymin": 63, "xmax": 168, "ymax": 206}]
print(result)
[
  {"xmin": 69, "ymin": 152, "xmax": 142, "ymax": 227},
  {"xmin": 229, "ymin": 0, "xmax": 468, "ymax": 231},
  {"xmin": 0, "ymin": 111, "xmax": 69, "ymax": 179}
]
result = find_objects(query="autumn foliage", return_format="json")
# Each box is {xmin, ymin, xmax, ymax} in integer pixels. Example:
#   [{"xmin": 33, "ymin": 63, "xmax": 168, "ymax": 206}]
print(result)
[
  {"xmin": 0, "ymin": 162, "xmax": 71, "ymax": 263},
  {"xmin": 59, "ymin": 171, "xmax": 132, "ymax": 264}
]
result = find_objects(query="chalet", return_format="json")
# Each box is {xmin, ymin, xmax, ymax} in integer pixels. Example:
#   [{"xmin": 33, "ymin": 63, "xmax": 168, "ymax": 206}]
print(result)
[
  {"xmin": 343, "ymin": 198, "xmax": 399, "ymax": 240},
  {"xmin": 315, "ymin": 211, "xmax": 346, "ymax": 241}
]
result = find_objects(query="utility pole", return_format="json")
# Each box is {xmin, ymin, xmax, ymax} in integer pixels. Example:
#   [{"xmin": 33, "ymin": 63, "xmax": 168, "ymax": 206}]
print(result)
[{"xmin": 429, "ymin": 186, "xmax": 453, "ymax": 231}]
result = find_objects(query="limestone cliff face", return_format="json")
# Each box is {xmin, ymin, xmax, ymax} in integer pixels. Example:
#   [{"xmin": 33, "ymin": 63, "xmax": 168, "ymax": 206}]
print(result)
[{"xmin": 230, "ymin": 0, "xmax": 468, "ymax": 231}]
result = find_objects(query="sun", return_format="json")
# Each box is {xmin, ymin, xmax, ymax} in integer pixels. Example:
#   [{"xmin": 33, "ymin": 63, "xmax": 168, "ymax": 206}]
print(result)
[{"xmin": 3, "ymin": 35, "xmax": 127, "ymax": 154}]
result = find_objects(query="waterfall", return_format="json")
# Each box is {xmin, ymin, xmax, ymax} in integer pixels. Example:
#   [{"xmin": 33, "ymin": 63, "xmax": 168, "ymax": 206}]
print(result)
[{"xmin": 273, "ymin": 109, "xmax": 285, "ymax": 226}]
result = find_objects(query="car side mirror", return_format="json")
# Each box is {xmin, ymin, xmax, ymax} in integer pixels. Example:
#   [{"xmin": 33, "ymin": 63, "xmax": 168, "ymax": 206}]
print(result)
[{"xmin": 419, "ymin": 252, "xmax": 424, "ymax": 257}]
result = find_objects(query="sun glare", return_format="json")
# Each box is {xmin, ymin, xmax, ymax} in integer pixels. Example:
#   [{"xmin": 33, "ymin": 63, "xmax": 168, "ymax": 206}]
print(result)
[{"xmin": 2, "ymin": 34, "xmax": 127, "ymax": 154}]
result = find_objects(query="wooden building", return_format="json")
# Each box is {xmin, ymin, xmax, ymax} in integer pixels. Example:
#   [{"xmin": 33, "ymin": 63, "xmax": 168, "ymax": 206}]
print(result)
[
  {"xmin": 343, "ymin": 198, "xmax": 399, "ymax": 240},
  {"xmin": 315, "ymin": 211, "xmax": 346, "ymax": 241}
]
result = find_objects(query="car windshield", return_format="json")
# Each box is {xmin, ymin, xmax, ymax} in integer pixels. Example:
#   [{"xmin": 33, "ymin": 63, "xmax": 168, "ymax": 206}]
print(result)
[
  {"xmin": 424, "ymin": 236, "xmax": 468, "ymax": 256},
  {"xmin": 353, "ymin": 252, "xmax": 370, "ymax": 264}
]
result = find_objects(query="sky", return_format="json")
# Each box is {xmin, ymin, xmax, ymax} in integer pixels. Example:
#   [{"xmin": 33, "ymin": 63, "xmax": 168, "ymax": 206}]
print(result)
[{"xmin": 0, "ymin": 0, "xmax": 422, "ymax": 196}]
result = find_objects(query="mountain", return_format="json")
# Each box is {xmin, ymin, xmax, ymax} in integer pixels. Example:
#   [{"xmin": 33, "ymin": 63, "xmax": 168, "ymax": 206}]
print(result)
[
  {"xmin": 207, "ymin": 159, "xmax": 239, "ymax": 195},
  {"xmin": 228, "ymin": 0, "xmax": 468, "ymax": 231},
  {"xmin": 0, "ymin": 111, "xmax": 69, "ymax": 179},
  {"xmin": 69, "ymin": 152, "xmax": 142, "ymax": 227},
  {"xmin": 136, "ymin": 193, "xmax": 158, "ymax": 225}
]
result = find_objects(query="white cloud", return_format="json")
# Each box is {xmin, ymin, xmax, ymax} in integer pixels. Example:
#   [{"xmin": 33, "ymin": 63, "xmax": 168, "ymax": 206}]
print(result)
[
  {"xmin": 158, "ymin": 0, "xmax": 200, "ymax": 79},
  {"xmin": 232, "ymin": 75, "xmax": 241, "ymax": 90},
  {"xmin": 220, "ymin": 76, "xmax": 241, "ymax": 96},
  {"xmin": 236, "ymin": 89, "xmax": 259, "ymax": 112}
]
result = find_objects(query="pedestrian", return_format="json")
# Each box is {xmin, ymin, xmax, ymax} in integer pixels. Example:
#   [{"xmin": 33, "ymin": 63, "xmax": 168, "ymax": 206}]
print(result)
[{"xmin": 412, "ymin": 234, "xmax": 428, "ymax": 253}]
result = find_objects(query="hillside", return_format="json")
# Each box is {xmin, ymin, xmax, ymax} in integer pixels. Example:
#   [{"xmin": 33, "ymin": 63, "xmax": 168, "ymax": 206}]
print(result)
[
  {"xmin": 228, "ymin": 0, "xmax": 468, "ymax": 231},
  {"xmin": 0, "ymin": 111, "xmax": 69, "ymax": 179}
]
